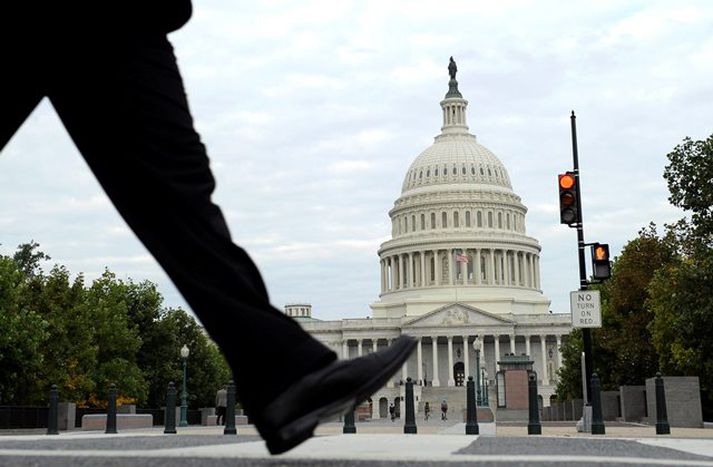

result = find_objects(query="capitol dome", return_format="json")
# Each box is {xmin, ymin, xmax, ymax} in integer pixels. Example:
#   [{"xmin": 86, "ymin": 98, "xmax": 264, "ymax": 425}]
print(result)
[{"xmin": 371, "ymin": 58, "xmax": 551, "ymax": 318}]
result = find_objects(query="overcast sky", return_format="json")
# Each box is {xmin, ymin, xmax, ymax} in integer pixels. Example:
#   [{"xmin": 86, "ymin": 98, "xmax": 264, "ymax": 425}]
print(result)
[{"xmin": 2, "ymin": 0, "xmax": 712, "ymax": 322}]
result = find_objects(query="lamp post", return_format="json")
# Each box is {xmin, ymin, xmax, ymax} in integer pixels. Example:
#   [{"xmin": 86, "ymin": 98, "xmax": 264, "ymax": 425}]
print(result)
[
  {"xmin": 482, "ymin": 368, "xmax": 489, "ymax": 407},
  {"xmin": 179, "ymin": 344, "xmax": 189, "ymax": 427},
  {"xmin": 473, "ymin": 337, "xmax": 481, "ymax": 405}
]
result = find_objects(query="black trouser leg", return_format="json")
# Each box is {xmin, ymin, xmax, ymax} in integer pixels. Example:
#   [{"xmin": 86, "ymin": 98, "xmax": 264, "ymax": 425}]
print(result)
[{"xmin": 29, "ymin": 35, "xmax": 335, "ymax": 415}]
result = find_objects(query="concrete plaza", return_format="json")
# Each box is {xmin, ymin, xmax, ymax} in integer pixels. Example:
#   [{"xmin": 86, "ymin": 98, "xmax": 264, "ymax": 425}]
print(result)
[{"xmin": 2, "ymin": 420, "xmax": 713, "ymax": 466}]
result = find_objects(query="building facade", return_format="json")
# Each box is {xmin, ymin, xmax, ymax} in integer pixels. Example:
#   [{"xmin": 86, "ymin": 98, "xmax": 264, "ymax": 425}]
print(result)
[{"xmin": 290, "ymin": 61, "xmax": 570, "ymax": 418}]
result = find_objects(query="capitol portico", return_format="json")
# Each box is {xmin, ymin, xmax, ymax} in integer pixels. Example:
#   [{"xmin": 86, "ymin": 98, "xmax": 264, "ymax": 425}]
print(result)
[{"xmin": 286, "ymin": 59, "xmax": 571, "ymax": 418}]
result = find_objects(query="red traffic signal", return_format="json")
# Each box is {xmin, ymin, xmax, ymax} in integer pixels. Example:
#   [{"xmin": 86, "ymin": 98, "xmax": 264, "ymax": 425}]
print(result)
[
  {"xmin": 558, "ymin": 172, "xmax": 579, "ymax": 226},
  {"xmin": 591, "ymin": 243, "xmax": 611, "ymax": 280}
]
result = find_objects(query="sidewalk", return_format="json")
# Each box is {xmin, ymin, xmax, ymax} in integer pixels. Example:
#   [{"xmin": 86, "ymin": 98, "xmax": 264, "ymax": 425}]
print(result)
[{"xmin": 1, "ymin": 421, "xmax": 712, "ymax": 466}]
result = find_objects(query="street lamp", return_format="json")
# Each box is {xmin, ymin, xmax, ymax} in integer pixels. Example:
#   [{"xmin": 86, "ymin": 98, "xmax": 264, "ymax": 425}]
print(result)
[
  {"xmin": 179, "ymin": 344, "xmax": 189, "ymax": 427},
  {"xmin": 473, "ymin": 336, "xmax": 481, "ymax": 405}
]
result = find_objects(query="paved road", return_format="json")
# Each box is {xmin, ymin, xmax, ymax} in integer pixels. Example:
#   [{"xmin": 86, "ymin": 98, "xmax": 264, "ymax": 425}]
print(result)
[{"xmin": 1, "ymin": 425, "xmax": 713, "ymax": 467}]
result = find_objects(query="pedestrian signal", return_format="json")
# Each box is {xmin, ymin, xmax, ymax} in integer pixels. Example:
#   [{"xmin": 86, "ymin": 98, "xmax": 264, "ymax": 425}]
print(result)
[
  {"xmin": 591, "ymin": 243, "xmax": 611, "ymax": 280},
  {"xmin": 558, "ymin": 172, "xmax": 579, "ymax": 226}
]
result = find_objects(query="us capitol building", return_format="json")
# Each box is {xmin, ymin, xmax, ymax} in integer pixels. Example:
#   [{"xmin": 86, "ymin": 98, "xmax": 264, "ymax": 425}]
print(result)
[{"xmin": 285, "ymin": 59, "xmax": 571, "ymax": 418}]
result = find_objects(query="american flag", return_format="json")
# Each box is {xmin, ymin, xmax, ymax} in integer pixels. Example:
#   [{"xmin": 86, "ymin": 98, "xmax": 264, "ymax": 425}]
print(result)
[{"xmin": 455, "ymin": 252, "xmax": 469, "ymax": 263}]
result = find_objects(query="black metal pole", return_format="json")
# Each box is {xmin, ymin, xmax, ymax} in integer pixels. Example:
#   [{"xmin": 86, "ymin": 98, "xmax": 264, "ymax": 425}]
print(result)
[
  {"xmin": 528, "ymin": 372, "xmax": 542, "ymax": 435},
  {"xmin": 590, "ymin": 373, "xmax": 605, "ymax": 434},
  {"xmin": 403, "ymin": 377, "xmax": 417, "ymax": 434},
  {"xmin": 164, "ymin": 382, "xmax": 177, "ymax": 434},
  {"xmin": 465, "ymin": 376, "xmax": 479, "ymax": 435},
  {"xmin": 571, "ymin": 111, "xmax": 593, "ymax": 403},
  {"xmin": 655, "ymin": 372, "xmax": 671, "ymax": 435},
  {"xmin": 224, "ymin": 380, "xmax": 237, "ymax": 435},
  {"xmin": 106, "ymin": 383, "xmax": 118, "ymax": 434},
  {"xmin": 343, "ymin": 409, "xmax": 356, "ymax": 433},
  {"xmin": 47, "ymin": 385, "xmax": 59, "ymax": 435}
]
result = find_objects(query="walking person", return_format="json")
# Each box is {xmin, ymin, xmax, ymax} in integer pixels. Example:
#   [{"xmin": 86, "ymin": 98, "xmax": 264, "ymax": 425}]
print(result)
[
  {"xmin": 215, "ymin": 386, "xmax": 228, "ymax": 426},
  {"xmin": 441, "ymin": 400, "xmax": 448, "ymax": 421},
  {"xmin": 2, "ymin": 2, "xmax": 416, "ymax": 455},
  {"xmin": 389, "ymin": 402, "xmax": 396, "ymax": 422},
  {"xmin": 424, "ymin": 401, "xmax": 430, "ymax": 421}
]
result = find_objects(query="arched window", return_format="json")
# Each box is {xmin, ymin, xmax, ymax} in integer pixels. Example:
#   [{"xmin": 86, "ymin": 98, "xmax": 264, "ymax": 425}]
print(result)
[
  {"xmin": 498, "ymin": 212, "xmax": 503, "ymax": 229},
  {"xmin": 435, "ymin": 168, "xmax": 439, "ymax": 176},
  {"xmin": 411, "ymin": 215, "xmax": 416, "ymax": 232},
  {"xmin": 442, "ymin": 211, "xmax": 447, "ymax": 228},
  {"xmin": 431, "ymin": 212, "xmax": 436, "ymax": 229},
  {"xmin": 477, "ymin": 211, "xmax": 482, "ymax": 227},
  {"xmin": 465, "ymin": 211, "xmax": 471, "ymax": 227},
  {"xmin": 506, "ymin": 213, "xmax": 511, "ymax": 230},
  {"xmin": 419, "ymin": 170, "xmax": 423, "ymax": 179},
  {"xmin": 421, "ymin": 213, "xmax": 425, "ymax": 230},
  {"xmin": 454, "ymin": 211, "xmax": 460, "ymax": 228},
  {"xmin": 471, "ymin": 166, "xmax": 475, "ymax": 175},
  {"xmin": 488, "ymin": 212, "xmax": 493, "ymax": 227},
  {"xmin": 426, "ymin": 169, "xmax": 430, "ymax": 177},
  {"xmin": 452, "ymin": 166, "xmax": 457, "ymax": 175},
  {"xmin": 480, "ymin": 167, "xmax": 485, "ymax": 175}
]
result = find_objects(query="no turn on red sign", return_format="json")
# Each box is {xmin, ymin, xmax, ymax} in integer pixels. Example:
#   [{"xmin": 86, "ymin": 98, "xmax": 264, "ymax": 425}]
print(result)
[{"xmin": 570, "ymin": 290, "xmax": 602, "ymax": 328}]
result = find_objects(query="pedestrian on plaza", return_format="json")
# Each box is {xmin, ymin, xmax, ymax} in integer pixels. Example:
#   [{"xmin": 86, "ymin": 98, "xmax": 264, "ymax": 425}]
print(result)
[
  {"xmin": 389, "ymin": 402, "xmax": 396, "ymax": 422},
  {"xmin": 441, "ymin": 400, "xmax": 448, "ymax": 421},
  {"xmin": 215, "ymin": 386, "xmax": 228, "ymax": 425},
  {"xmin": 2, "ymin": 2, "xmax": 416, "ymax": 455},
  {"xmin": 424, "ymin": 402, "xmax": 431, "ymax": 421}
]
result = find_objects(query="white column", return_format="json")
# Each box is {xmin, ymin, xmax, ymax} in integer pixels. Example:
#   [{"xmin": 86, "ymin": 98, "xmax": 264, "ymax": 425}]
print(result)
[
  {"xmin": 434, "ymin": 250, "xmax": 441, "ymax": 286},
  {"xmin": 420, "ymin": 251, "xmax": 426, "ymax": 287},
  {"xmin": 556, "ymin": 335, "xmax": 563, "ymax": 370},
  {"xmin": 510, "ymin": 334, "xmax": 516, "ymax": 354},
  {"xmin": 535, "ymin": 256, "xmax": 541, "ymax": 289},
  {"xmin": 357, "ymin": 339, "xmax": 363, "ymax": 357},
  {"xmin": 447, "ymin": 336, "xmax": 455, "ymax": 386},
  {"xmin": 398, "ymin": 255, "xmax": 404, "ymax": 289},
  {"xmin": 494, "ymin": 335, "xmax": 501, "ymax": 371},
  {"xmin": 460, "ymin": 249, "xmax": 467, "ymax": 284},
  {"xmin": 417, "ymin": 337, "xmax": 423, "ymax": 383},
  {"xmin": 489, "ymin": 250, "xmax": 496, "ymax": 285},
  {"xmin": 523, "ymin": 254, "xmax": 529, "ymax": 288},
  {"xmin": 372, "ymin": 339, "xmax": 378, "ymax": 353},
  {"xmin": 526, "ymin": 335, "xmax": 531, "ymax": 359},
  {"xmin": 408, "ymin": 252, "xmax": 414, "ymax": 288},
  {"xmin": 449, "ymin": 250, "xmax": 455, "ymax": 285},
  {"xmin": 342, "ymin": 340, "xmax": 349, "ymax": 360},
  {"xmin": 432, "ymin": 336, "xmax": 440, "ymax": 387},
  {"xmin": 463, "ymin": 335, "xmax": 470, "ymax": 380},
  {"xmin": 504, "ymin": 250, "xmax": 510, "ymax": 285},
  {"xmin": 514, "ymin": 252, "xmax": 520, "ymax": 286},
  {"xmin": 475, "ymin": 249, "xmax": 482, "ymax": 285},
  {"xmin": 541, "ymin": 335, "xmax": 549, "ymax": 385}
]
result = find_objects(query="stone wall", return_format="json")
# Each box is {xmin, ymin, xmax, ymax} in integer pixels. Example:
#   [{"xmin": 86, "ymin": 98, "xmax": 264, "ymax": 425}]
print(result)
[{"xmin": 645, "ymin": 376, "xmax": 702, "ymax": 428}]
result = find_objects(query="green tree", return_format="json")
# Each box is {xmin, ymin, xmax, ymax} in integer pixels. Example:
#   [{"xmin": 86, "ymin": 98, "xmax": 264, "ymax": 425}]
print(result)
[
  {"xmin": 648, "ymin": 132, "xmax": 713, "ymax": 420},
  {"xmin": 12, "ymin": 241, "xmax": 51, "ymax": 277},
  {"xmin": 0, "ymin": 256, "xmax": 48, "ymax": 404},
  {"xmin": 556, "ymin": 225, "xmax": 676, "ymax": 400},
  {"xmin": 79, "ymin": 270, "xmax": 147, "ymax": 406}
]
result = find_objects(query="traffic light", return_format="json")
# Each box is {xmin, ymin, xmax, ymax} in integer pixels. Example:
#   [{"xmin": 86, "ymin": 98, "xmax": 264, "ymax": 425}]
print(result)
[
  {"xmin": 591, "ymin": 243, "xmax": 611, "ymax": 280},
  {"xmin": 558, "ymin": 172, "xmax": 579, "ymax": 226}
]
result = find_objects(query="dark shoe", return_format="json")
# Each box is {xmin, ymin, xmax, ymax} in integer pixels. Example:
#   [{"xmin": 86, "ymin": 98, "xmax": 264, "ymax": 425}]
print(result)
[{"xmin": 259, "ymin": 335, "xmax": 417, "ymax": 455}]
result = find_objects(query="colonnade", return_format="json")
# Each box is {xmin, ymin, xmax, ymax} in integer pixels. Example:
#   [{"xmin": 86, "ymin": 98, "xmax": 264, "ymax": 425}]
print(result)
[
  {"xmin": 380, "ymin": 248, "xmax": 540, "ymax": 293},
  {"xmin": 340, "ymin": 333, "xmax": 565, "ymax": 387}
]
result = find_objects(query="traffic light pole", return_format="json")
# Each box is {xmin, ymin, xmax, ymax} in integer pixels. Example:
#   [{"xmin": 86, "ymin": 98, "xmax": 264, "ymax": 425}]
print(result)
[{"xmin": 570, "ymin": 111, "xmax": 593, "ymax": 404}]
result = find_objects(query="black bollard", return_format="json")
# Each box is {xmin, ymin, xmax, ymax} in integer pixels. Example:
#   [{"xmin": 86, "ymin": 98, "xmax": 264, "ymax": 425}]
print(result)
[
  {"xmin": 343, "ymin": 409, "xmax": 356, "ymax": 434},
  {"xmin": 403, "ymin": 377, "xmax": 417, "ymax": 434},
  {"xmin": 106, "ymin": 383, "xmax": 118, "ymax": 434},
  {"xmin": 47, "ymin": 385, "xmax": 59, "ymax": 435},
  {"xmin": 224, "ymin": 380, "xmax": 237, "ymax": 435},
  {"xmin": 655, "ymin": 372, "xmax": 671, "ymax": 435},
  {"xmin": 465, "ymin": 376, "xmax": 479, "ymax": 435},
  {"xmin": 527, "ymin": 372, "xmax": 541, "ymax": 435},
  {"xmin": 590, "ymin": 373, "xmax": 605, "ymax": 435},
  {"xmin": 164, "ymin": 382, "xmax": 177, "ymax": 434}
]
